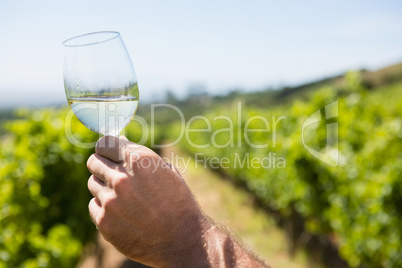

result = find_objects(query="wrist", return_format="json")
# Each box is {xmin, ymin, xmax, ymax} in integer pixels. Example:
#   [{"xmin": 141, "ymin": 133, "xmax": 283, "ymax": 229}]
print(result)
[
  {"xmin": 184, "ymin": 221, "xmax": 269, "ymax": 268},
  {"xmin": 158, "ymin": 216, "xmax": 213, "ymax": 268},
  {"xmin": 148, "ymin": 216, "xmax": 268, "ymax": 268},
  {"xmin": 163, "ymin": 219, "xmax": 229, "ymax": 267}
]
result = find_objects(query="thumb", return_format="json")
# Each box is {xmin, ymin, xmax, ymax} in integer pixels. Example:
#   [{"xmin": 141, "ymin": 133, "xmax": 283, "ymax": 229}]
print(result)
[{"xmin": 119, "ymin": 135, "xmax": 129, "ymax": 141}]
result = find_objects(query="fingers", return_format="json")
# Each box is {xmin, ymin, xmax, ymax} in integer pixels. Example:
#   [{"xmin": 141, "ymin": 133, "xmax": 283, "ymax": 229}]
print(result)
[
  {"xmin": 96, "ymin": 135, "xmax": 128, "ymax": 163},
  {"xmin": 96, "ymin": 135, "xmax": 141, "ymax": 163},
  {"xmin": 88, "ymin": 197, "xmax": 102, "ymax": 225},
  {"xmin": 88, "ymin": 175, "xmax": 108, "ymax": 203},
  {"xmin": 119, "ymin": 135, "xmax": 129, "ymax": 141},
  {"xmin": 87, "ymin": 153, "xmax": 122, "ymax": 185},
  {"xmin": 95, "ymin": 136, "xmax": 126, "ymax": 163}
]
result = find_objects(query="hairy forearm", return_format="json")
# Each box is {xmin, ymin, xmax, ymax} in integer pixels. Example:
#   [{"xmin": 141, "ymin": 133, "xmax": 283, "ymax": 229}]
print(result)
[
  {"xmin": 200, "ymin": 225, "xmax": 269, "ymax": 268},
  {"xmin": 160, "ymin": 221, "xmax": 269, "ymax": 268}
]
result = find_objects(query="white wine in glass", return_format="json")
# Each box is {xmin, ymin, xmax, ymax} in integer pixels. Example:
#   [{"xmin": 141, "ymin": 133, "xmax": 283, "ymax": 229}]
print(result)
[{"xmin": 63, "ymin": 31, "xmax": 139, "ymax": 136}]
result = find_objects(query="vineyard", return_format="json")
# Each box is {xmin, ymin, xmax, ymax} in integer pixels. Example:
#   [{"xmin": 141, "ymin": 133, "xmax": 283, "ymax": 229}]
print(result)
[
  {"xmin": 175, "ymin": 72, "xmax": 402, "ymax": 267},
  {"xmin": 0, "ymin": 66, "xmax": 401, "ymax": 267},
  {"xmin": 0, "ymin": 109, "xmax": 158, "ymax": 267}
]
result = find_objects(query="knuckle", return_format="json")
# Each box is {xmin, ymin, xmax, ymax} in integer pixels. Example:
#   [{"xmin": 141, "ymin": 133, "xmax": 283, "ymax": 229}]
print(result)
[
  {"xmin": 87, "ymin": 154, "xmax": 95, "ymax": 170},
  {"xmin": 112, "ymin": 173, "xmax": 129, "ymax": 192},
  {"xmin": 102, "ymin": 194, "xmax": 117, "ymax": 212},
  {"xmin": 87, "ymin": 175, "xmax": 92, "ymax": 190},
  {"xmin": 123, "ymin": 144, "xmax": 144, "ymax": 157},
  {"xmin": 104, "ymin": 168, "xmax": 114, "ymax": 183},
  {"xmin": 96, "ymin": 210, "xmax": 109, "ymax": 233},
  {"xmin": 140, "ymin": 150, "xmax": 154, "ymax": 159},
  {"xmin": 88, "ymin": 197, "xmax": 96, "ymax": 213},
  {"xmin": 123, "ymin": 148, "xmax": 139, "ymax": 163},
  {"xmin": 88, "ymin": 198, "xmax": 99, "ymax": 223},
  {"xmin": 138, "ymin": 151, "xmax": 158, "ymax": 165}
]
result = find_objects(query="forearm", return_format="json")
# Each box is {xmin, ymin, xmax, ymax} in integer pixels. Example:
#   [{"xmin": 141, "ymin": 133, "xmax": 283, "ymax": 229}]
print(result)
[
  {"xmin": 161, "ymin": 220, "xmax": 269, "ymax": 268},
  {"xmin": 201, "ymin": 224, "xmax": 269, "ymax": 268}
]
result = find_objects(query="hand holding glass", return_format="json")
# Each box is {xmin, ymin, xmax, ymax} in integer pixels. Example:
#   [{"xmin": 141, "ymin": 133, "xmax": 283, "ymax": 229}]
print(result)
[{"xmin": 63, "ymin": 31, "xmax": 139, "ymax": 136}]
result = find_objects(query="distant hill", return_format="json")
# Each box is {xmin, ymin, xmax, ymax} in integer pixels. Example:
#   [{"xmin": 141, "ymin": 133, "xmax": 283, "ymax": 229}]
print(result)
[
  {"xmin": 216, "ymin": 61, "xmax": 402, "ymax": 108},
  {"xmin": 362, "ymin": 62, "xmax": 402, "ymax": 88},
  {"xmin": 137, "ymin": 61, "xmax": 402, "ymax": 125}
]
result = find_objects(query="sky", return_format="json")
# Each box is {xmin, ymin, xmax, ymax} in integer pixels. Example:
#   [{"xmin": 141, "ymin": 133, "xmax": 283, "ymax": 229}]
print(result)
[{"xmin": 0, "ymin": 0, "xmax": 401, "ymax": 108}]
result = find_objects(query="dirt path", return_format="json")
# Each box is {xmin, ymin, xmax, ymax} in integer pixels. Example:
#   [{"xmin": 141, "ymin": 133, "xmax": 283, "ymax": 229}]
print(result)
[
  {"xmin": 78, "ymin": 146, "xmax": 308, "ymax": 268},
  {"xmin": 163, "ymin": 146, "xmax": 307, "ymax": 268}
]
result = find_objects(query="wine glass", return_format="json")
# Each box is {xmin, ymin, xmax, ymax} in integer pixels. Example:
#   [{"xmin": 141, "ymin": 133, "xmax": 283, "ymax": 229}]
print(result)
[{"xmin": 62, "ymin": 31, "xmax": 139, "ymax": 137}]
